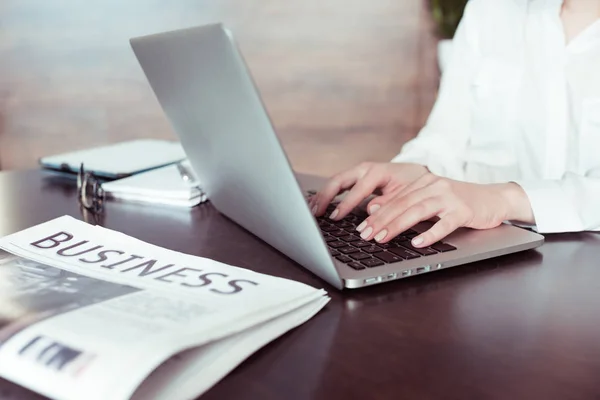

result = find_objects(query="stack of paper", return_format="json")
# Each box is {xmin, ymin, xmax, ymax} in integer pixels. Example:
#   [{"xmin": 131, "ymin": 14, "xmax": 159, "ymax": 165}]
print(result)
[{"xmin": 102, "ymin": 160, "xmax": 206, "ymax": 207}]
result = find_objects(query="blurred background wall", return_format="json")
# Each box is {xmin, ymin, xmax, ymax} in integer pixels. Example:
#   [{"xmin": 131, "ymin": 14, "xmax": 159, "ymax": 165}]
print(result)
[{"xmin": 0, "ymin": 0, "xmax": 467, "ymax": 176}]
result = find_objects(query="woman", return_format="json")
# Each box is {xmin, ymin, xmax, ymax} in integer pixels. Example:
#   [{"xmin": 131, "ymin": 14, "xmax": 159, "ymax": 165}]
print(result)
[{"xmin": 310, "ymin": 0, "xmax": 600, "ymax": 249}]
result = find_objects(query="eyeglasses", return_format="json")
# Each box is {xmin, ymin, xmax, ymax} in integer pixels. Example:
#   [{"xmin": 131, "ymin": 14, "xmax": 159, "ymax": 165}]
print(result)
[{"xmin": 77, "ymin": 163, "xmax": 105, "ymax": 213}]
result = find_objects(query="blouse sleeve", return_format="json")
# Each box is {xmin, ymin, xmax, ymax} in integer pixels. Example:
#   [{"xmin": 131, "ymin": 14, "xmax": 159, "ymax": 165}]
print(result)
[{"xmin": 391, "ymin": 0, "xmax": 483, "ymax": 181}]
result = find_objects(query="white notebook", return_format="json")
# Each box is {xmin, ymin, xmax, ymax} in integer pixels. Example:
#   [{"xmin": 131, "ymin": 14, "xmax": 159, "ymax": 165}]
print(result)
[
  {"xmin": 101, "ymin": 160, "xmax": 206, "ymax": 207},
  {"xmin": 40, "ymin": 139, "xmax": 187, "ymax": 179}
]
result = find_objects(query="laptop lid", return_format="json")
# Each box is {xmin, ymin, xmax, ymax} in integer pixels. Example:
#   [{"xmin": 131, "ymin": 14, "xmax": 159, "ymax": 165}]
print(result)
[{"xmin": 130, "ymin": 24, "xmax": 344, "ymax": 289}]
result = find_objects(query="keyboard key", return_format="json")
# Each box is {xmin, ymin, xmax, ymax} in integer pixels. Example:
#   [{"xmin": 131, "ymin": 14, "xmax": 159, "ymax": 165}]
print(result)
[
  {"xmin": 334, "ymin": 221, "xmax": 354, "ymax": 229},
  {"xmin": 353, "ymin": 240, "xmax": 372, "ymax": 248},
  {"xmin": 394, "ymin": 229, "xmax": 418, "ymax": 238},
  {"xmin": 339, "ymin": 246, "xmax": 360, "ymax": 255},
  {"xmin": 336, "ymin": 255, "xmax": 353, "ymax": 263},
  {"xmin": 331, "ymin": 229, "xmax": 349, "ymax": 237},
  {"xmin": 414, "ymin": 247, "xmax": 438, "ymax": 256},
  {"xmin": 361, "ymin": 258, "xmax": 385, "ymax": 268},
  {"xmin": 347, "ymin": 262, "xmax": 366, "ymax": 270},
  {"xmin": 373, "ymin": 251, "xmax": 403, "ymax": 264},
  {"xmin": 351, "ymin": 209, "xmax": 368, "ymax": 218},
  {"xmin": 330, "ymin": 250, "xmax": 340, "ymax": 257},
  {"xmin": 399, "ymin": 241, "xmax": 437, "ymax": 256},
  {"xmin": 377, "ymin": 242, "xmax": 399, "ymax": 249},
  {"xmin": 431, "ymin": 242, "xmax": 457, "ymax": 252},
  {"xmin": 391, "ymin": 236, "xmax": 407, "ymax": 244},
  {"xmin": 350, "ymin": 252, "xmax": 372, "ymax": 261},
  {"xmin": 363, "ymin": 245, "xmax": 383, "ymax": 254},
  {"xmin": 389, "ymin": 247, "xmax": 421, "ymax": 260},
  {"xmin": 324, "ymin": 236, "xmax": 337, "ymax": 243},
  {"xmin": 329, "ymin": 241, "xmax": 347, "ymax": 248},
  {"xmin": 344, "ymin": 214, "xmax": 359, "ymax": 222},
  {"xmin": 321, "ymin": 225, "xmax": 338, "ymax": 233},
  {"xmin": 340, "ymin": 235, "xmax": 361, "ymax": 242}
]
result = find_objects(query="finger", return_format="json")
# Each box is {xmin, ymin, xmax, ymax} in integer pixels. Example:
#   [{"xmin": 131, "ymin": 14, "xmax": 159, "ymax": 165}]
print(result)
[
  {"xmin": 357, "ymin": 185, "xmax": 439, "ymax": 241},
  {"xmin": 394, "ymin": 172, "xmax": 439, "ymax": 199},
  {"xmin": 307, "ymin": 193, "xmax": 318, "ymax": 209},
  {"xmin": 312, "ymin": 166, "xmax": 368, "ymax": 216},
  {"xmin": 411, "ymin": 213, "xmax": 463, "ymax": 248},
  {"xmin": 329, "ymin": 169, "xmax": 389, "ymax": 220},
  {"xmin": 368, "ymin": 175, "xmax": 450, "ymax": 219},
  {"xmin": 366, "ymin": 173, "xmax": 437, "ymax": 215},
  {"xmin": 365, "ymin": 188, "xmax": 402, "ymax": 215},
  {"xmin": 369, "ymin": 198, "xmax": 442, "ymax": 243},
  {"xmin": 307, "ymin": 196, "xmax": 317, "ymax": 215},
  {"xmin": 385, "ymin": 198, "xmax": 443, "ymax": 243}
]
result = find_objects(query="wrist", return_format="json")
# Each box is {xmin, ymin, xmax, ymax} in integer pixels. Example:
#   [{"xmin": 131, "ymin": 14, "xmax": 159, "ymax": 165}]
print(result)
[
  {"xmin": 498, "ymin": 182, "xmax": 535, "ymax": 224},
  {"xmin": 399, "ymin": 162, "xmax": 431, "ymax": 180},
  {"xmin": 405, "ymin": 162, "xmax": 431, "ymax": 175}
]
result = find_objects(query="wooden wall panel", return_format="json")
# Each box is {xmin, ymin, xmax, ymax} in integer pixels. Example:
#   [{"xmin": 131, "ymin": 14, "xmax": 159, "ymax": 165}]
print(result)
[{"xmin": 0, "ymin": 0, "xmax": 439, "ymax": 176}]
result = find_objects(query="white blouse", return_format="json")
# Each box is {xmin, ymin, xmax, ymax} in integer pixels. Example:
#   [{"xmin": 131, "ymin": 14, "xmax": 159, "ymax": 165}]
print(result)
[{"xmin": 392, "ymin": 0, "xmax": 600, "ymax": 233}]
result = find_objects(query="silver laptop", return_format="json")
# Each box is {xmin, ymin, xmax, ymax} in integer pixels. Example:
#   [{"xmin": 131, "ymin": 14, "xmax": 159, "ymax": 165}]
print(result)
[{"xmin": 129, "ymin": 23, "xmax": 544, "ymax": 290}]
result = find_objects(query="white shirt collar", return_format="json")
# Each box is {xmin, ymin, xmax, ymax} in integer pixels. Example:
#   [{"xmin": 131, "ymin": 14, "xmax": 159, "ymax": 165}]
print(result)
[{"xmin": 568, "ymin": 19, "xmax": 600, "ymax": 52}]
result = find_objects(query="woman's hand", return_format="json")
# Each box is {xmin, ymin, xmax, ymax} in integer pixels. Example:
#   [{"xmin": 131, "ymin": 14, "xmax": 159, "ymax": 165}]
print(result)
[
  {"xmin": 355, "ymin": 172, "xmax": 535, "ymax": 247},
  {"xmin": 309, "ymin": 162, "xmax": 429, "ymax": 219}
]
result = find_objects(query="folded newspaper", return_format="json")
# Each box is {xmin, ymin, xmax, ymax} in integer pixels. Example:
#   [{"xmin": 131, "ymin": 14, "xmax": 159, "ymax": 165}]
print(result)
[{"xmin": 0, "ymin": 216, "xmax": 330, "ymax": 400}]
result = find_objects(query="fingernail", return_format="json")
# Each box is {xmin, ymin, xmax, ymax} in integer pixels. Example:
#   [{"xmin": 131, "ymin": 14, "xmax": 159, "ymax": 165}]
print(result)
[
  {"xmin": 360, "ymin": 226, "xmax": 373, "ymax": 240},
  {"xmin": 412, "ymin": 236, "xmax": 424, "ymax": 246},
  {"xmin": 356, "ymin": 220, "xmax": 367, "ymax": 232},
  {"xmin": 311, "ymin": 205, "xmax": 317, "ymax": 215},
  {"xmin": 374, "ymin": 229, "xmax": 387, "ymax": 242},
  {"xmin": 329, "ymin": 208, "xmax": 339, "ymax": 220},
  {"xmin": 369, "ymin": 204, "xmax": 380, "ymax": 214}
]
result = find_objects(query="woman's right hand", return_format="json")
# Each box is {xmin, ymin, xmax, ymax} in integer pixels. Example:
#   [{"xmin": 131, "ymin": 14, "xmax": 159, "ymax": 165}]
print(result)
[{"xmin": 309, "ymin": 162, "xmax": 429, "ymax": 220}]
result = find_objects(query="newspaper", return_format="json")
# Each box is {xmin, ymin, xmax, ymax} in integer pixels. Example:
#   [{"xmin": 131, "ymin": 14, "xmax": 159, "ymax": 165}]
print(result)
[{"xmin": 0, "ymin": 216, "xmax": 329, "ymax": 400}]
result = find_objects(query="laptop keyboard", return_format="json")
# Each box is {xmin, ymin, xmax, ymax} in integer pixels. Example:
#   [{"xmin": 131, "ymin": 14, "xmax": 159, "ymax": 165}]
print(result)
[{"xmin": 317, "ymin": 204, "xmax": 456, "ymax": 271}]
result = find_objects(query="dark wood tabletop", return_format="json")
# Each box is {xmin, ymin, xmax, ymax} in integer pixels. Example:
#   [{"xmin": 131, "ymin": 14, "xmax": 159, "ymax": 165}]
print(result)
[{"xmin": 1, "ymin": 169, "xmax": 599, "ymax": 400}]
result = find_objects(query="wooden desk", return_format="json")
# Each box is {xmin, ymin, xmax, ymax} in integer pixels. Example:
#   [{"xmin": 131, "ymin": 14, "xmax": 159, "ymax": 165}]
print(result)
[{"xmin": 1, "ymin": 170, "xmax": 599, "ymax": 399}]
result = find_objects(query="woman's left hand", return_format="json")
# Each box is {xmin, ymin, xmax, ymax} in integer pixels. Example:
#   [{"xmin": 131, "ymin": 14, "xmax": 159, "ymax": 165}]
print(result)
[{"xmin": 355, "ymin": 172, "xmax": 535, "ymax": 248}]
